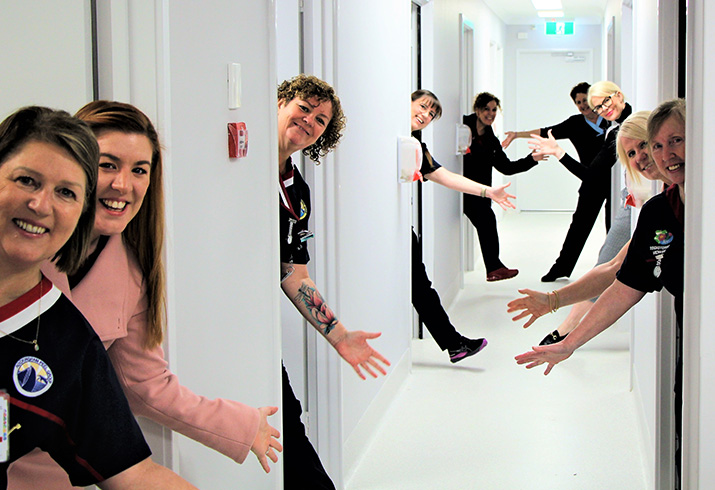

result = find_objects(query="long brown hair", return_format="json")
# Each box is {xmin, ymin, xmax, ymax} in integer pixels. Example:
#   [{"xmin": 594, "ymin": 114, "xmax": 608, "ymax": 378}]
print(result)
[{"xmin": 75, "ymin": 101, "xmax": 166, "ymax": 349}]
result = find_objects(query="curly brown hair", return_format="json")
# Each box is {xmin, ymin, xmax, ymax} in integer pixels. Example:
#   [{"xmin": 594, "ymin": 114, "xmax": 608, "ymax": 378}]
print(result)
[{"xmin": 277, "ymin": 74, "xmax": 346, "ymax": 162}]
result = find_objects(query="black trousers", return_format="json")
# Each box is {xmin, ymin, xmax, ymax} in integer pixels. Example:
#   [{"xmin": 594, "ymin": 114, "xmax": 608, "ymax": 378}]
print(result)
[
  {"xmin": 282, "ymin": 364, "xmax": 336, "ymax": 490},
  {"xmin": 463, "ymin": 196, "xmax": 505, "ymax": 273},
  {"xmin": 547, "ymin": 177, "xmax": 611, "ymax": 277},
  {"xmin": 411, "ymin": 230, "xmax": 463, "ymax": 351}
]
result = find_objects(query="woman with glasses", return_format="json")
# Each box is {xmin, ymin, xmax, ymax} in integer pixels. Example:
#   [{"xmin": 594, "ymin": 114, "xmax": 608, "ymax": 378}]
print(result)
[
  {"xmin": 507, "ymin": 111, "xmax": 672, "ymax": 344},
  {"xmin": 536, "ymin": 81, "xmax": 632, "ymax": 282},
  {"xmin": 502, "ymin": 82, "xmax": 611, "ymax": 280},
  {"xmin": 462, "ymin": 92, "xmax": 542, "ymax": 282},
  {"xmin": 516, "ymin": 99, "xmax": 686, "ymax": 488},
  {"xmin": 409, "ymin": 90, "xmax": 515, "ymax": 363}
]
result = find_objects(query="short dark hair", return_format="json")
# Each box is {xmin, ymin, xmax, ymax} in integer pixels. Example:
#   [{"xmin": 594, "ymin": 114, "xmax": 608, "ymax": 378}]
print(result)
[
  {"xmin": 277, "ymin": 74, "xmax": 346, "ymax": 162},
  {"xmin": 570, "ymin": 82, "xmax": 591, "ymax": 101},
  {"xmin": 411, "ymin": 90, "xmax": 443, "ymax": 120},
  {"xmin": 0, "ymin": 106, "xmax": 98, "ymax": 274},
  {"xmin": 472, "ymin": 92, "xmax": 501, "ymax": 112}
]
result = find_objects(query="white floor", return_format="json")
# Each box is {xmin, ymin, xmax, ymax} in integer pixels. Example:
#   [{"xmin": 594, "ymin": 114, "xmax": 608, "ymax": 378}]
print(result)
[{"xmin": 345, "ymin": 211, "xmax": 649, "ymax": 490}]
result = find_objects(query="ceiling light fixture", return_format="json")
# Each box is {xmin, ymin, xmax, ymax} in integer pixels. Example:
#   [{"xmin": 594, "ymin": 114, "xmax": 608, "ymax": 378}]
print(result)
[
  {"xmin": 538, "ymin": 10, "xmax": 565, "ymax": 18},
  {"xmin": 531, "ymin": 0, "xmax": 563, "ymax": 9}
]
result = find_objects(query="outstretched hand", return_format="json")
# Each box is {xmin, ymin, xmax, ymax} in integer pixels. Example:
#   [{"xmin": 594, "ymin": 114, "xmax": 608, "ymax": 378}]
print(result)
[
  {"xmin": 501, "ymin": 131, "xmax": 517, "ymax": 149},
  {"xmin": 250, "ymin": 406, "xmax": 283, "ymax": 473},
  {"xmin": 334, "ymin": 331, "xmax": 391, "ymax": 380},
  {"xmin": 528, "ymin": 129, "xmax": 564, "ymax": 160},
  {"xmin": 507, "ymin": 288, "xmax": 550, "ymax": 328},
  {"xmin": 486, "ymin": 182, "xmax": 516, "ymax": 210},
  {"xmin": 514, "ymin": 342, "xmax": 573, "ymax": 375}
]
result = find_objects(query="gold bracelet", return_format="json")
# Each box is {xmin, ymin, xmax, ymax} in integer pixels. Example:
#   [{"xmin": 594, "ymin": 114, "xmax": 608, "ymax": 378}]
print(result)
[
  {"xmin": 481, "ymin": 187, "xmax": 487, "ymax": 198},
  {"xmin": 547, "ymin": 292, "xmax": 553, "ymax": 313},
  {"xmin": 552, "ymin": 290, "xmax": 560, "ymax": 312}
]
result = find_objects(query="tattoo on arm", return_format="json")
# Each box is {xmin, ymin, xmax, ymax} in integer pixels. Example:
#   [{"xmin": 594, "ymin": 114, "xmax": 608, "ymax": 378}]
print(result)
[{"xmin": 295, "ymin": 283, "xmax": 339, "ymax": 335}]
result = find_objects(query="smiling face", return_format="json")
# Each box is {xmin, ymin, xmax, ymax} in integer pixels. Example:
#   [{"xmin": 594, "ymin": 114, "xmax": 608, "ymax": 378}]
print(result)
[
  {"xmin": 0, "ymin": 141, "xmax": 86, "ymax": 271},
  {"xmin": 590, "ymin": 91, "xmax": 625, "ymax": 121},
  {"xmin": 573, "ymin": 93, "xmax": 592, "ymax": 117},
  {"xmin": 92, "ymin": 131, "xmax": 152, "ymax": 241},
  {"xmin": 620, "ymin": 137, "xmax": 665, "ymax": 183},
  {"xmin": 477, "ymin": 101, "xmax": 499, "ymax": 127},
  {"xmin": 650, "ymin": 115, "xmax": 685, "ymax": 186},
  {"xmin": 411, "ymin": 96, "xmax": 438, "ymax": 131},
  {"xmin": 277, "ymin": 96, "xmax": 333, "ymax": 159}
]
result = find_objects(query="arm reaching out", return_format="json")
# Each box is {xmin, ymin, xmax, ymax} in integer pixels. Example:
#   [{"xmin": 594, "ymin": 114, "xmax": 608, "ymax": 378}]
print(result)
[
  {"xmin": 528, "ymin": 129, "xmax": 566, "ymax": 160},
  {"xmin": 281, "ymin": 263, "xmax": 390, "ymax": 379},
  {"xmin": 426, "ymin": 167, "xmax": 516, "ymax": 210},
  {"xmin": 507, "ymin": 240, "xmax": 630, "ymax": 328},
  {"xmin": 514, "ymin": 280, "xmax": 645, "ymax": 375},
  {"xmin": 501, "ymin": 129, "xmax": 541, "ymax": 149},
  {"xmin": 250, "ymin": 406, "xmax": 282, "ymax": 473},
  {"xmin": 99, "ymin": 458, "xmax": 198, "ymax": 489}
]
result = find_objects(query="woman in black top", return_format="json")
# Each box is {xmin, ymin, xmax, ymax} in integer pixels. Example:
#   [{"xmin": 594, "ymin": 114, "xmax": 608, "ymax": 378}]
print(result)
[
  {"xmin": 462, "ymin": 92, "xmax": 540, "ymax": 281},
  {"xmin": 516, "ymin": 98, "xmax": 686, "ymax": 489},
  {"xmin": 409, "ymin": 90, "xmax": 515, "ymax": 362},
  {"xmin": 533, "ymin": 81, "xmax": 633, "ymax": 282}
]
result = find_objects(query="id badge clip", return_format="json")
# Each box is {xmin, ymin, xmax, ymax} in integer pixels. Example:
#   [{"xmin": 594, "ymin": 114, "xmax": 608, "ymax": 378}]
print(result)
[
  {"xmin": 298, "ymin": 230, "xmax": 314, "ymax": 243},
  {"xmin": 1, "ymin": 390, "xmax": 10, "ymax": 462},
  {"xmin": 1, "ymin": 390, "xmax": 21, "ymax": 463}
]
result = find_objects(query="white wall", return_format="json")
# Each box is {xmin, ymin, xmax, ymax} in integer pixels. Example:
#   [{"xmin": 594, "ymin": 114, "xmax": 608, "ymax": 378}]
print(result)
[
  {"xmin": 685, "ymin": 0, "xmax": 715, "ymax": 486},
  {"xmin": 332, "ymin": 0, "xmax": 413, "ymax": 481},
  {"xmin": 161, "ymin": 1, "xmax": 282, "ymax": 488},
  {"xmin": 422, "ymin": 0, "xmax": 507, "ymax": 306},
  {"xmin": 625, "ymin": 1, "xmax": 662, "ymax": 484}
]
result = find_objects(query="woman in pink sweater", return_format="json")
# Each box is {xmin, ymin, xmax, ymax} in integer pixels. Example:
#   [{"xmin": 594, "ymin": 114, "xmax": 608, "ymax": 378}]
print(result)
[{"xmin": 8, "ymin": 101, "xmax": 281, "ymax": 488}]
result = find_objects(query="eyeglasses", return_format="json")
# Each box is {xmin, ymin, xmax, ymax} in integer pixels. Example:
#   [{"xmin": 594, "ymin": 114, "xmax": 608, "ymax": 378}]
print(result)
[{"xmin": 592, "ymin": 92, "xmax": 619, "ymax": 115}]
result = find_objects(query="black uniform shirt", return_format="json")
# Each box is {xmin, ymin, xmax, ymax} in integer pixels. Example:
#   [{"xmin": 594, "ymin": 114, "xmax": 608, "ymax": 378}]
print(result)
[
  {"xmin": 462, "ymin": 113, "xmax": 538, "ymax": 187},
  {"xmin": 279, "ymin": 158, "xmax": 312, "ymax": 266},
  {"xmin": 540, "ymin": 114, "xmax": 608, "ymax": 180},
  {"xmin": 617, "ymin": 184, "xmax": 684, "ymax": 324},
  {"xmin": 409, "ymin": 131, "xmax": 442, "ymax": 179},
  {"xmin": 0, "ymin": 279, "xmax": 151, "ymax": 488}
]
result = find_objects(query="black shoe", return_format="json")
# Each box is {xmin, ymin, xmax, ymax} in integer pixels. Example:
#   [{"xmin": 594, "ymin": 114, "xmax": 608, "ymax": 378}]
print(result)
[
  {"xmin": 448, "ymin": 337, "xmax": 488, "ymax": 363},
  {"xmin": 539, "ymin": 329, "xmax": 568, "ymax": 346},
  {"xmin": 541, "ymin": 270, "xmax": 569, "ymax": 282}
]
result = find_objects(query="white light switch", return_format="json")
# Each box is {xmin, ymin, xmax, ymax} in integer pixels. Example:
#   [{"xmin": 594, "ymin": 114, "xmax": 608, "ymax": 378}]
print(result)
[{"xmin": 228, "ymin": 63, "xmax": 241, "ymax": 109}]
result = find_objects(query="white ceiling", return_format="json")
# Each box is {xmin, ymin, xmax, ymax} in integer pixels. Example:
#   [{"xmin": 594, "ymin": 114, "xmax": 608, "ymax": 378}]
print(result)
[{"xmin": 480, "ymin": 0, "xmax": 609, "ymax": 25}]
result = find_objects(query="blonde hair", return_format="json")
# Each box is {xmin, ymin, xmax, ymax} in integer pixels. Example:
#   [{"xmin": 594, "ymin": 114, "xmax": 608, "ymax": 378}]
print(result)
[
  {"xmin": 587, "ymin": 81, "xmax": 624, "ymax": 109},
  {"xmin": 616, "ymin": 111, "xmax": 651, "ymax": 184}
]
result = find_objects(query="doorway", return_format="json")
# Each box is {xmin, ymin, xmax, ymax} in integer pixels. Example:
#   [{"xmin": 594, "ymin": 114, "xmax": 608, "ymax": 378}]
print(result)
[{"xmin": 512, "ymin": 50, "xmax": 594, "ymax": 212}]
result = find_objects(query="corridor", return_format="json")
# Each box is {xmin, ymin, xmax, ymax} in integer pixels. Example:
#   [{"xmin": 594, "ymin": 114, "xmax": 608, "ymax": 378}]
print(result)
[{"xmin": 347, "ymin": 211, "xmax": 648, "ymax": 489}]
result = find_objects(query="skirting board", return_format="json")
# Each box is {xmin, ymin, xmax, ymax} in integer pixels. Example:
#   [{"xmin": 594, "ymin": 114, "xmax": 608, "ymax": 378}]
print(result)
[{"xmin": 343, "ymin": 347, "xmax": 411, "ymax": 484}]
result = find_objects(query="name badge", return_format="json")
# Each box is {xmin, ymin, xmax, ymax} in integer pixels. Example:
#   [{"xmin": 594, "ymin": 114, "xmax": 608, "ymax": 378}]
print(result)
[{"xmin": 1, "ymin": 391, "xmax": 9, "ymax": 462}]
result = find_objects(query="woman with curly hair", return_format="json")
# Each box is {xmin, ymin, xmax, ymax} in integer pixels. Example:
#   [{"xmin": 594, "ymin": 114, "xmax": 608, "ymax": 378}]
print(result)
[{"xmin": 277, "ymin": 74, "xmax": 390, "ymax": 489}]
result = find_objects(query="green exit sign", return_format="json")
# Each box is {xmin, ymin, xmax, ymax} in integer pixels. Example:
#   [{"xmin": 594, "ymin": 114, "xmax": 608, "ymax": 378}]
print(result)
[{"xmin": 546, "ymin": 21, "xmax": 574, "ymax": 35}]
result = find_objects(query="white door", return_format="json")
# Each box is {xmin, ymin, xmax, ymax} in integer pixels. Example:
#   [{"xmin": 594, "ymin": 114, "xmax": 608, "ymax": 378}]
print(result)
[
  {"xmin": 511, "ymin": 50, "xmax": 594, "ymax": 211},
  {"xmin": 0, "ymin": 1, "xmax": 94, "ymax": 118}
]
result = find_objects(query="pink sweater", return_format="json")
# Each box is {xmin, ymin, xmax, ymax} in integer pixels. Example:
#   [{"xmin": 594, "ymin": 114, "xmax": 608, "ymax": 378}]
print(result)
[{"xmin": 7, "ymin": 235, "xmax": 260, "ymax": 488}]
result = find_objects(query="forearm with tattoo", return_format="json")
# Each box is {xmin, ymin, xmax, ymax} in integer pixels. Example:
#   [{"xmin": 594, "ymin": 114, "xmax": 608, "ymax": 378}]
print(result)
[{"xmin": 295, "ymin": 283, "xmax": 339, "ymax": 335}]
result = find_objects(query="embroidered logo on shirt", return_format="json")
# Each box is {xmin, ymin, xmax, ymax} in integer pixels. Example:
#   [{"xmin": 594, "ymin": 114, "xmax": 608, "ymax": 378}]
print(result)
[
  {"xmin": 13, "ymin": 357, "xmax": 53, "ymax": 398},
  {"xmin": 654, "ymin": 230, "xmax": 673, "ymax": 245},
  {"xmin": 299, "ymin": 200, "xmax": 308, "ymax": 220}
]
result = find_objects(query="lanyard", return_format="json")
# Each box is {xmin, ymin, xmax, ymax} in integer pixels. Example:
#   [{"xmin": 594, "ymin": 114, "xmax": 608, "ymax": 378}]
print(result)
[{"xmin": 279, "ymin": 167, "xmax": 300, "ymax": 220}]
